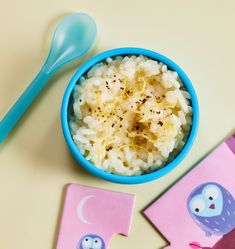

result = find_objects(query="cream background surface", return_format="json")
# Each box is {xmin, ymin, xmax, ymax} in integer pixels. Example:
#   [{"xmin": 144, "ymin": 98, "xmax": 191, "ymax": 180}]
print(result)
[{"xmin": 0, "ymin": 1, "xmax": 234, "ymax": 248}]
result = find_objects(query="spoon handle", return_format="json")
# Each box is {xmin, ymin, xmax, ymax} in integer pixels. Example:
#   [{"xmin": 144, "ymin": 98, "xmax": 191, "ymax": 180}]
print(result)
[{"xmin": 0, "ymin": 66, "xmax": 51, "ymax": 143}]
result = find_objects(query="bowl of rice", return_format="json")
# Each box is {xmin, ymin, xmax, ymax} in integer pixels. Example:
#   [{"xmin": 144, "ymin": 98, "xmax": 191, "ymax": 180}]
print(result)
[{"xmin": 61, "ymin": 47, "xmax": 199, "ymax": 184}]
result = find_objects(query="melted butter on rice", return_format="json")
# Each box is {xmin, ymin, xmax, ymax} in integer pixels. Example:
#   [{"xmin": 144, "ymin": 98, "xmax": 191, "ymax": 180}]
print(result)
[{"xmin": 69, "ymin": 55, "xmax": 192, "ymax": 176}]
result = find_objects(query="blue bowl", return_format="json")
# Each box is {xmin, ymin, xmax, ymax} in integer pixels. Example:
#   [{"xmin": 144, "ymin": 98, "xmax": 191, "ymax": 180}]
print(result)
[{"xmin": 61, "ymin": 47, "xmax": 199, "ymax": 184}]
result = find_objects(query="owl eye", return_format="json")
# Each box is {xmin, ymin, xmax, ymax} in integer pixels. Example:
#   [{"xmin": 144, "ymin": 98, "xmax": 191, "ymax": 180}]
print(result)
[
  {"xmin": 92, "ymin": 237, "xmax": 102, "ymax": 249},
  {"xmin": 82, "ymin": 237, "xmax": 92, "ymax": 248},
  {"xmin": 191, "ymin": 198, "xmax": 205, "ymax": 214},
  {"xmin": 204, "ymin": 186, "xmax": 219, "ymax": 200}
]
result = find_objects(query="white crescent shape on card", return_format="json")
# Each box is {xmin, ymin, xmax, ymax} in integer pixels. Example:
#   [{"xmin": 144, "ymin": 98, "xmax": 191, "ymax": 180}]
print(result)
[{"xmin": 77, "ymin": 195, "xmax": 95, "ymax": 224}]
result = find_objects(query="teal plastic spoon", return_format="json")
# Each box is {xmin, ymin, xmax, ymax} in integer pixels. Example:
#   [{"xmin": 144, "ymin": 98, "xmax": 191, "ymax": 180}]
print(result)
[{"xmin": 0, "ymin": 13, "xmax": 96, "ymax": 143}]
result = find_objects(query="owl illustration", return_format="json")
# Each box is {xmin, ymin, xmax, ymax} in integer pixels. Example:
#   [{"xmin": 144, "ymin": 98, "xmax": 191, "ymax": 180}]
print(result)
[
  {"xmin": 187, "ymin": 182, "xmax": 235, "ymax": 237},
  {"xmin": 77, "ymin": 234, "xmax": 105, "ymax": 249}
]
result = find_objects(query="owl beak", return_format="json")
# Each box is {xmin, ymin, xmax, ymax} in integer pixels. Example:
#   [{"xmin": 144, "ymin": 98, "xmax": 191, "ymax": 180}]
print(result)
[{"xmin": 209, "ymin": 203, "xmax": 215, "ymax": 209}]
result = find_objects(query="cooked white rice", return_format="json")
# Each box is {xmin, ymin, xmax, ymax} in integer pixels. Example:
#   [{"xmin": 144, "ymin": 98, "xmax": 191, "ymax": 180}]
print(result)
[{"xmin": 69, "ymin": 55, "xmax": 192, "ymax": 176}]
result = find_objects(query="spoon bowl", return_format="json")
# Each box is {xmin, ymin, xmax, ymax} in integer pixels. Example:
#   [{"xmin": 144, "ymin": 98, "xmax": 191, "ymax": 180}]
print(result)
[{"xmin": 45, "ymin": 13, "xmax": 97, "ymax": 74}]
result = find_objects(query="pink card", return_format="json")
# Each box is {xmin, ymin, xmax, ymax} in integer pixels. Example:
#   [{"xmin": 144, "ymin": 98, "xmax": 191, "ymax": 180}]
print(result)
[
  {"xmin": 144, "ymin": 135, "xmax": 235, "ymax": 249},
  {"xmin": 56, "ymin": 184, "xmax": 135, "ymax": 249}
]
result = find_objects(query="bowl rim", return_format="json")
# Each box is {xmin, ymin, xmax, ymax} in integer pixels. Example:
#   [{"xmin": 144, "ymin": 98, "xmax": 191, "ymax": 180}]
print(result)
[{"xmin": 61, "ymin": 47, "xmax": 199, "ymax": 184}]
